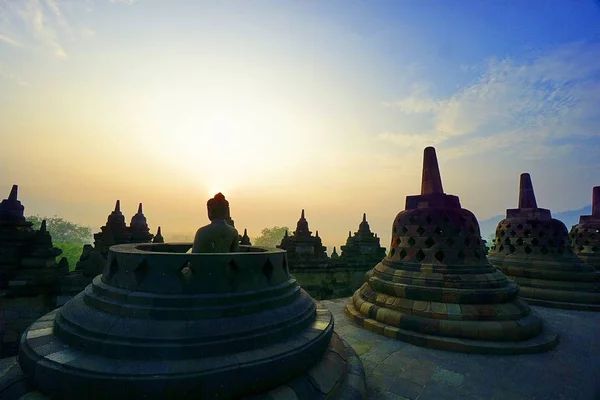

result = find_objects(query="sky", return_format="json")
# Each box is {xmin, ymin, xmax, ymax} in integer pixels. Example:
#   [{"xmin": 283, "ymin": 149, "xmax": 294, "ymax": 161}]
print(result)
[{"xmin": 1, "ymin": 0, "xmax": 599, "ymax": 251}]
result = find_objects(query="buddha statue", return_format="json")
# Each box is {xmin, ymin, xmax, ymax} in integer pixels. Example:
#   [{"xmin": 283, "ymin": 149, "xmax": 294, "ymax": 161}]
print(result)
[{"xmin": 192, "ymin": 193, "xmax": 240, "ymax": 253}]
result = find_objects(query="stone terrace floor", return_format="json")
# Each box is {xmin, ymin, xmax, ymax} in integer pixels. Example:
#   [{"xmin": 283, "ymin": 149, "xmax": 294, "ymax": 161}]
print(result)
[{"xmin": 322, "ymin": 298, "xmax": 600, "ymax": 400}]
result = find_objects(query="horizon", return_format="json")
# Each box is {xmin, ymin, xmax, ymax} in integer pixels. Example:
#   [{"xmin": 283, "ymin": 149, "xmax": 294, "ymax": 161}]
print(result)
[{"xmin": 1, "ymin": 1, "xmax": 599, "ymax": 252}]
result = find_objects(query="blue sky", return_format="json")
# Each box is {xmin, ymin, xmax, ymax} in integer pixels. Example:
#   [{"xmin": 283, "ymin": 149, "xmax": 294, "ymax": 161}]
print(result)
[{"xmin": 0, "ymin": 0, "xmax": 599, "ymax": 248}]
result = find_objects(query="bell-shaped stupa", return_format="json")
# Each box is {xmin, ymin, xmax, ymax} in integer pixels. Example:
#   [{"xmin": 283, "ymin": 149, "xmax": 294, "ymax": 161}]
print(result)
[
  {"xmin": 570, "ymin": 186, "xmax": 600, "ymax": 271},
  {"xmin": 277, "ymin": 210, "xmax": 328, "ymax": 266},
  {"xmin": 345, "ymin": 147, "xmax": 558, "ymax": 354},
  {"xmin": 240, "ymin": 228, "xmax": 252, "ymax": 245},
  {"xmin": 129, "ymin": 203, "xmax": 154, "ymax": 243},
  {"xmin": 489, "ymin": 176, "xmax": 600, "ymax": 311},
  {"xmin": 340, "ymin": 213, "xmax": 386, "ymax": 266}
]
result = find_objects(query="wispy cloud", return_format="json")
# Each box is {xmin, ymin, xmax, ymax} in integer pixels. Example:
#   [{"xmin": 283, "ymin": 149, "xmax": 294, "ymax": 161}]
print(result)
[
  {"xmin": 109, "ymin": 0, "xmax": 138, "ymax": 4},
  {"xmin": 380, "ymin": 42, "xmax": 600, "ymax": 159},
  {"xmin": 0, "ymin": 33, "xmax": 22, "ymax": 47}
]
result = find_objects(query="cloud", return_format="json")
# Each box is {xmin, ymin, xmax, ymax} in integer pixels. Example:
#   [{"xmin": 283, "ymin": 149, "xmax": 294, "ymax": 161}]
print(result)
[
  {"xmin": 0, "ymin": 33, "xmax": 22, "ymax": 47},
  {"xmin": 381, "ymin": 42, "xmax": 600, "ymax": 160},
  {"xmin": 0, "ymin": 0, "xmax": 96, "ymax": 59},
  {"xmin": 109, "ymin": 0, "xmax": 138, "ymax": 4}
]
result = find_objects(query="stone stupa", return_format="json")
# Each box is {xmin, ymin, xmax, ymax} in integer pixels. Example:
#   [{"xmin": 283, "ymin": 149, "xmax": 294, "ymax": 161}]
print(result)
[
  {"xmin": 14, "ymin": 193, "xmax": 366, "ymax": 399},
  {"xmin": 570, "ymin": 186, "xmax": 600, "ymax": 271},
  {"xmin": 345, "ymin": 147, "xmax": 558, "ymax": 354},
  {"xmin": 340, "ymin": 213, "xmax": 386, "ymax": 266},
  {"xmin": 277, "ymin": 210, "xmax": 329, "ymax": 267},
  {"xmin": 488, "ymin": 175, "xmax": 600, "ymax": 311}
]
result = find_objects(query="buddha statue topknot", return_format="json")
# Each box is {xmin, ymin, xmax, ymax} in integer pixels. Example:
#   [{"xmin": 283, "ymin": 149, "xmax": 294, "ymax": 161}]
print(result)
[
  {"xmin": 570, "ymin": 186, "xmax": 600, "ymax": 271},
  {"xmin": 345, "ymin": 147, "xmax": 558, "ymax": 354},
  {"xmin": 192, "ymin": 192, "xmax": 240, "ymax": 253},
  {"xmin": 488, "ymin": 175, "xmax": 600, "ymax": 311}
]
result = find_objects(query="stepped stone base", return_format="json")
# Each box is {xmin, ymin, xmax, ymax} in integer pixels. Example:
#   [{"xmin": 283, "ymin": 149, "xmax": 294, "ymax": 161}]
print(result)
[
  {"xmin": 345, "ymin": 299, "xmax": 559, "ymax": 355},
  {"xmin": 2, "ymin": 328, "xmax": 366, "ymax": 400}
]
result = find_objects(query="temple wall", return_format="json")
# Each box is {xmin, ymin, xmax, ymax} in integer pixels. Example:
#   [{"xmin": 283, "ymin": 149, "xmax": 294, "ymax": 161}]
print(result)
[
  {"xmin": 0, "ymin": 293, "xmax": 56, "ymax": 358},
  {"xmin": 290, "ymin": 265, "xmax": 370, "ymax": 300}
]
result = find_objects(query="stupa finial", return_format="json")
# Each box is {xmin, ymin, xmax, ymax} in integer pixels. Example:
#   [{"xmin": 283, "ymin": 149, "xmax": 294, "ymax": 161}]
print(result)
[
  {"xmin": 593, "ymin": 186, "xmax": 600, "ymax": 217},
  {"xmin": 284, "ymin": 230, "xmax": 288, "ymax": 237},
  {"xmin": 362, "ymin": 213, "xmax": 367, "ymax": 222},
  {"xmin": 421, "ymin": 146, "xmax": 444, "ymax": 195},
  {"xmin": 115, "ymin": 200, "xmax": 121, "ymax": 212},
  {"xmin": 8, "ymin": 184, "xmax": 18, "ymax": 200},
  {"xmin": 348, "ymin": 230, "xmax": 352, "ymax": 238},
  {"xmin": 40, "ymin": 220, "xmax": 47, "ymax": 232},
  {"xmin": 301, "ymin": 209, "xmax": 305, "ymax": 219},
  {"xmin": 518, "ymin": 173, "xmax": 538, "ymax": 209},
  {"xmin": 244, "ymin": 228, "xmax": 247, "ymax": 235},
  {"xmin": 138, "ymin": 203, "xmax": 143, "ymax": 214},
  {"xmin": 316, "ymin": 230, "xmax": 319, "ymax": 237}
]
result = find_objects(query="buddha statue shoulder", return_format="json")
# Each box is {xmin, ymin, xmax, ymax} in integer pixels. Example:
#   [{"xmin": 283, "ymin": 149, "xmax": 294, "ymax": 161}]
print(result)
[{"xmin": 192, "ymin": 193, "xmax": 240, "ymax": 253}]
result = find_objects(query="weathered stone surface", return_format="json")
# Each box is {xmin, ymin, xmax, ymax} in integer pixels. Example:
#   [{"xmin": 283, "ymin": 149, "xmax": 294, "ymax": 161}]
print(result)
[
  {"xmin": 278, "ymin": 210, "xmax": 328, "ymax": 265},
  {"xmin": 488, "ymin": 175, "xmax": 600, "ymax": 311},
  {"xmin": 345, "ymin": 147, "xmax": 558, "ymax": 353}
]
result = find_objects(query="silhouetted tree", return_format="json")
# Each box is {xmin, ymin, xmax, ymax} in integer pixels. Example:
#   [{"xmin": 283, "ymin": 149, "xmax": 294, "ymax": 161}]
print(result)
[{"xmin": 254, "ymin": 226, "xmax": 289, "ymax": 248}]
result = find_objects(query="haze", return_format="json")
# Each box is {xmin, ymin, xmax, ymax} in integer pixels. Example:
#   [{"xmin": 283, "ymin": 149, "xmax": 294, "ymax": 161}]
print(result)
[{"xmin": 1, "ymin": 0, "xmax": 599, "ymax": 251}]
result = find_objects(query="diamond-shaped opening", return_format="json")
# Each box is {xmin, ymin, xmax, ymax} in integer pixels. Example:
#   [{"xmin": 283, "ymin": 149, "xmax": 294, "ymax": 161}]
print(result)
[
  {"xmin": 504, "ymin": 238, "xmax": 511, "ymax": 245},
  {"xmin": 133, "ymin": 259, "xmax": 149, "ymax": 285},
  {"xmin": 540, "ymin": 247, "xmax": 549, "ymax": 255},
  {"xmin": 500, "ymin": 231, "xmax": 505, "ymax": 237},
  {"xmin": 510, "ymin": 230, "xmax": 516, "ymax": 237},
  {"xmin": 516, "ymin": 238, "xmax": 524, "ymax": 246},
  {"xmin": 390, "ymin": 248, "xmax": 396, "ymax": 257},
  {"xmin": 524, "ymin": 246, "xmax": 532, "ymax": 254},
  {"xmin": 105, "ymin": 256, "xmax": 119, "ymax": 280},
  {"xmin": 532, "ymin": 238, "xmax": 539, "ymax": 246},
  {"xmin": 457, "ymin": 250, "xmax": 466, "ymax": 259},
  {"xmin": 407, "ymin": 237, "xmax": 416, "ymax": 247},
  {"xmin": 228, "ymin": 260, "xmax": 240, "ymax": 274},
  {"xmin": 517, "ymin": 224, "xmax": 523, "ymax": 229},
  {"xmin": 499, "ymin": 245, "xmax": 504, "ymax": 252},
  {"xmin": 584, "ymin": 240, "xmax": 590, "ymax": 245},
  {"xmin": 180, "ymin": 261, "xmax": 193, "ymax": 275},
  {"xmin": 592, "ymin": 245, "xmax": 598, "ymax": 252},
  {"xmin": 591, "ymin": 233, "xmax": 597, "ymax": 239},
  {"xmin": 415, "ymin": 249, "xmax": 426, "ymax": 262},
  {"xmin": 434, "ymin": 226, "xmax": 443, "ymax": 235},
  {"xmin": 539, "ymin": 231, "xmax": 546, "ymax": 238},
  {"xmin": 578, "ymin": 246, "xmax": 584, "ymax": 252},
  {"xmin": 506, "ymin": 223, "xmax": 512, "ymax": 229},
  {"xmin": 424, "ymin": 237, "xmax": 435, "ymax": 248},
  {"xmin": 434, "ymin": 250, "xmax": 444, "ymax": 262},
  {"xmin": 399, "ymin": 248, "xmax": 407, "ymax": 258},
  {"xmin": 509, "ymin": 245, "xmax": 516, "ymax": 254},
  {"xmin": 417, "ymin": 226, "xmax": 425, "ymax": 235},
  {"xmin": 524, "ymin": 229, "xmax": 531, "ymax": 237},
  {"xmin": 402, "ymin": 226, "xmax": 409, "ymax": 234},
  {"xmin": 263, "ymin": 258, "xmax": 274, "ymax": 281}
]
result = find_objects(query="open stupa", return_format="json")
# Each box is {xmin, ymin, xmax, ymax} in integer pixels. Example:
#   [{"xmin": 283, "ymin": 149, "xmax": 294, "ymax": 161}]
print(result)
[
  {"xmin": 488, "ymin": 175, "xmax": 600, "ymax": 311},
  {"xmin": 345, "ymin": 147, "xmax": 558, "ymax": 354},
  {"xmin": 14, "ymin": 193, "xmax": 366, "ymax": 399}
]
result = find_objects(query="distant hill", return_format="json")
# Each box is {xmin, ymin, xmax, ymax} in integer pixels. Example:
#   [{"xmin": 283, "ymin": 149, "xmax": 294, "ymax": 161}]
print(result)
[{"xmin": 478, "ymin": 205, "xmax": 592, "ymax": 241}]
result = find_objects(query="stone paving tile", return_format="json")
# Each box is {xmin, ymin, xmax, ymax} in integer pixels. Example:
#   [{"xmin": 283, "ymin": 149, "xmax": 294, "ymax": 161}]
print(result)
[
  {"xmin": 418, "ymin": 381, "xmax": 459, "ymax": 400},
  {"xmin": 323, "ymin": 299, "xmax": 600, "ymax": 400}
]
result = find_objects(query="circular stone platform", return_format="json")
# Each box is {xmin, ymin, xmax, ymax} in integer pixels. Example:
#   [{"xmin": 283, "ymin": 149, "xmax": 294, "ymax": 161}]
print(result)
[{"xmin": 17, "ymin": 243, "xmax": 366, "ymax": 400}]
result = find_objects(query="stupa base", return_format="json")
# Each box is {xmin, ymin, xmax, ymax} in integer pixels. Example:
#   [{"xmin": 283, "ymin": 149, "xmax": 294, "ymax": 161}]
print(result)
[
  {"xmin": 345, "ymin": 301, "xmax": 559, "ymax": 355},
  {"xmin": 16, "ymin": 306, "xmax": 366, "ymax": 400},
  {"xmin": 517, "ymin": 286, "xmax": 600, "ymax": 312}
]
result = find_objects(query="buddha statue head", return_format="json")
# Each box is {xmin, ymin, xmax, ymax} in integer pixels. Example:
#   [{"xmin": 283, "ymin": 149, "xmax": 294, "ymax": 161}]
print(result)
[{"xmin": 207, "ymin": 193, "xmax": 230, "ymax": 221}]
